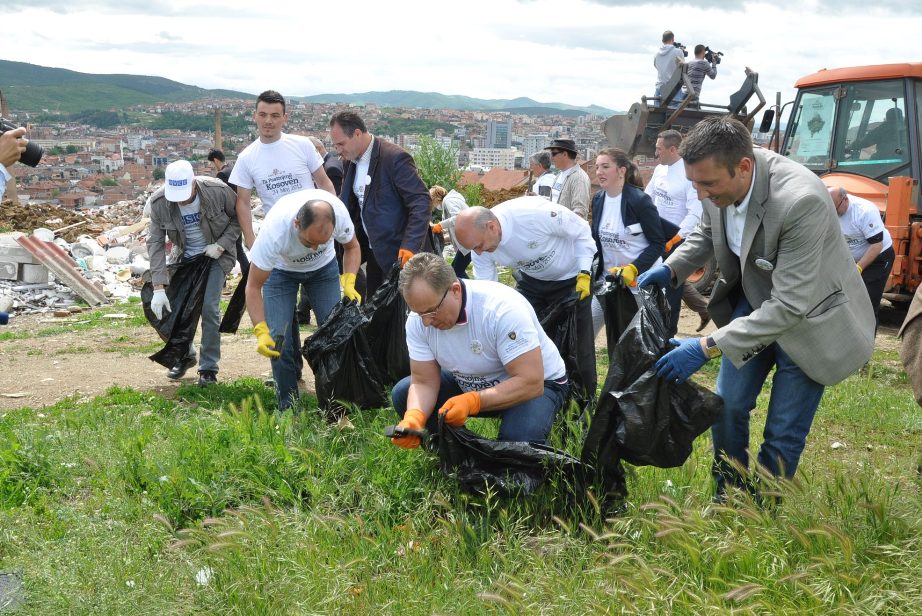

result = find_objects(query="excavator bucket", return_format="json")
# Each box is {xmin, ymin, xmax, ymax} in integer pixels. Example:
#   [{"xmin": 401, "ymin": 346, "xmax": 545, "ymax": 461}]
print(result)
[{"xmin": 603, "ymin": 67, "xmax": 766, "ymax": 158}]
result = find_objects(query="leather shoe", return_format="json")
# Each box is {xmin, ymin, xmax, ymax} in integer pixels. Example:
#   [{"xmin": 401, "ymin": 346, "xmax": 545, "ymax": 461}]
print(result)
[
  {"xmin": 695, "ymin": 313, "xmax": 711, "ymax": 332},
  {"xmin": 167, "ymin": 355, "xmax": 197, "ymax": 380},
  {"xmin": 197, "ymin": 370, "xmax": 217, "ymax": 386}
]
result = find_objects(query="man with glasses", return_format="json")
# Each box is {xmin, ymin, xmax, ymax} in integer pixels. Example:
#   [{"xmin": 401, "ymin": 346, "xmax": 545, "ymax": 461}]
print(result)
[
  {"xmin": 389, "ymin": 253, "xmax": 569, "ymax": 449},
  {"xmin": 828, "ymin": 186, "xmax": 893, "ymax": 330},
  {"xmin": 545, "ymin": 139, "xmax": 590, "ymax": 220},
  {"xmin": 244, "ymin": 188, "xmax": 362, "ymax": 410}
]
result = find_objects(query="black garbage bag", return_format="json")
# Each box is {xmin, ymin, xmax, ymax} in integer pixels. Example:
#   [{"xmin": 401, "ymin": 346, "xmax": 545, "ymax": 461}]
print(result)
[
  {"xmin": 302, "ymin": 299, "xmax": 387, "ymax": 416},
  {"xmin": 141, "ymin": 255, "xmax": 212, "ymax": 369},
  {"xmin": 362, "ymin": 264, "xmax": 410, "ymax": 385},
  {"xmin": 219, "ymin": 265, "xmax": 247, "ymax": 334},
  {"xmin": 583, "ymin": 287, "xmax": 722, "ymax": 478},
  {"xmin": 536, "ymin": 295, "xmax": 582, "ymax": 401},
  {"xmin": 596, "ymin": 277, "xmax": 642, "ymax": 354},
  {"xmin": 438, "ymin": 418, "xmax": 587, "ymax": 497}
]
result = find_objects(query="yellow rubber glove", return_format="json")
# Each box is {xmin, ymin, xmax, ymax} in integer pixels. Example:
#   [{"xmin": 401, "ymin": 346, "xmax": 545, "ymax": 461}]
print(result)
[
  {"xmin": 439, "ymin": 391, "xmax": 482, "ymax": 427},
  {"xmin": 575, "ymin": 271, "xmax": 591, "ymax": 301},
  {"xmin": 392, "ymin": 409, "xmax": 426, "ymax": 449},
  {"xmin": 664, "ymin": 233, "xmax": 682, "ymax": 253},
  {"xmin": 857, "ymin": 263, "xmax": 863, "ymax": 274},
  {"xmin": 398, "ymin": 249, "xmax": 415, "ymax": 267},
  {"xmin": 253, "ymin": 321, "xmax": 280, "ymax": 358},
  {"xmin": 608, "ymin": 263, "xmax": 639, "ymax": 287},
  {"xmin": 340, "ymin": 272, "xmax": 362, "ymax": 304}
]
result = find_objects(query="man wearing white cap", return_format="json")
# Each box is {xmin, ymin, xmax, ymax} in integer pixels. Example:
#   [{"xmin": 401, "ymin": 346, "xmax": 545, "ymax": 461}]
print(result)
[
  {"xmin": 147, "ymin": 160, "xmax": 240, "ymax": 385},
  {"xmin": 452, "ymin": 197, "xmax": 598, "ymax": 407}
]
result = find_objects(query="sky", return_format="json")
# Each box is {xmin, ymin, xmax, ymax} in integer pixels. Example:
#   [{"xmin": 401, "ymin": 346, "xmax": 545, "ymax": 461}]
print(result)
[{"xmin": 4, "ymin": 0, "xmax": 922, "ymax": 114}]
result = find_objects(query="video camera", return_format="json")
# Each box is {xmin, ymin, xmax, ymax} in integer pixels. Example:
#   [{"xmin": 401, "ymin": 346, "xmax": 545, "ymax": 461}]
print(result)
[
  {"xmin": 673, "ymin": 42, "xmax": 689, "ymax": 57},
  {"xmin": 704, "ymin": 46, "xmax": 724, "ymax": 65},
  {"xmin": 0, "ymin": 118, "xmax": 43, "ymax": 167}
]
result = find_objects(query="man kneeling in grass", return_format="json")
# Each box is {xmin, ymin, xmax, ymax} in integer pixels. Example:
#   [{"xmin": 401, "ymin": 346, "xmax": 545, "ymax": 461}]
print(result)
[{"xmin": 390, "ymin": 253, "xmax": 569, "ymax": 449}]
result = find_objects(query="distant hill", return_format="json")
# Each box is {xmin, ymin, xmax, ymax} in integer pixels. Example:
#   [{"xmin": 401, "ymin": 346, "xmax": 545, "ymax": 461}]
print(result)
[
  {"xmin": 0, "ymin": 59, "xmax": 616, "ymax": 116},
  {"xmin": 298, "ymin": 90, "xmax": 614, "ymax": 116},
  {"xmin": 0, "ymin": 60, "xmax": 252, "ymax": 114}
]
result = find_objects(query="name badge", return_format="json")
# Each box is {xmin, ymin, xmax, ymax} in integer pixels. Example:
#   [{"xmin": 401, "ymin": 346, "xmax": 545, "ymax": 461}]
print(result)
[
  {"xmin": 754, "ymin": 258, "xmax": 774, "ymax": 271},
  {"xmin": 470, "ymin": 340, "xmax": 482, "ymax": 354}
]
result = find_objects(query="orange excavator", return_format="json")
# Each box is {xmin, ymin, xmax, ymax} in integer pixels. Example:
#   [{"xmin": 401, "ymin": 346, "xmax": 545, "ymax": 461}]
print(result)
[
  {"xmin": 774, "ymin": 62, "xmax": 922, "ymax": 304},
  {"xmin": 603, "ymin": 62, "xmax": 922, "ymax": 304}
]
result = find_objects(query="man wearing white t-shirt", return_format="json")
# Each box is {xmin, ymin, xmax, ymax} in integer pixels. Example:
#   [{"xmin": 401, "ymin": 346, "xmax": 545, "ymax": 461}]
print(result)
[
  {"xmin": 527, "ymin": 151, "xmax": 556, "ymax": 200},
  {"xmin": 646, "ymin": 130, "xmax": 711, "ymax": 335},
  {"xmin": 229, "ymin": 90, "xmax": 335, "ymax": 249},
  {"xmin": 829, "ymin": 186, "xmax": 894, "ymax": 329},
  {"xmin": 245, "ymin": 189, "xmax": 362, "ymax": 410},
  {"xmin": 389, "ymin": 253, "xmax": 568, "ymax": 449},
  {"xmin": 453, "ymin": 198, "xmax": 597, "ymax": 407}
]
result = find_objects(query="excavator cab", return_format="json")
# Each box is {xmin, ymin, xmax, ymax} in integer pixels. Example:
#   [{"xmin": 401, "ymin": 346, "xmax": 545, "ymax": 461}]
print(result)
[{"xmin": 780, "ymin": 63, "xmax": 922, "ymax": 302}]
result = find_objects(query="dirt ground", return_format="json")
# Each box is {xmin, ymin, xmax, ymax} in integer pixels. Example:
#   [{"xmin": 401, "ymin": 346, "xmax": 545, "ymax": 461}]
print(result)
[{"xmin": 0, "ymin": 298, "xmax": 906, "ymax": 412}]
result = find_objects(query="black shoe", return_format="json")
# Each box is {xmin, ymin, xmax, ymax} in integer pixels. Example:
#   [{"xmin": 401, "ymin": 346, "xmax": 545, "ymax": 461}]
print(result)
[
  {"xmin": 197, "ymin": 370, "xmax": 217, "ymax": 386},
  {"xmin": 695, "ymin": 313, "xmax": 711, "ymax": 332},
  {"xmin": 167, "ymin": 355, "xmax": 197, "ymax": 380}
]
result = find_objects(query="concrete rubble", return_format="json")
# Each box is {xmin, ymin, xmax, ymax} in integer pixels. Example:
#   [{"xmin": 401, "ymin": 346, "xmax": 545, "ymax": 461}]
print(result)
[{"xmin": 0, "ymin": 194, "xmax": 154, "ymax": 317}]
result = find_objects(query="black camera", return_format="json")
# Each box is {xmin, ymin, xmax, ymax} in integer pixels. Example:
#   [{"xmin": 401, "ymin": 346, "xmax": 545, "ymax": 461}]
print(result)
[
  {"xmin": 673, "ymin": 42, "xmax": 689, "ymax": 57},
  {"xmin": 704, "ymin": 46, "xmax": 724, "ymax": 65},
  {"xmin": 0, "ymin": 118, "xmax": 43, "ymax": 167}
]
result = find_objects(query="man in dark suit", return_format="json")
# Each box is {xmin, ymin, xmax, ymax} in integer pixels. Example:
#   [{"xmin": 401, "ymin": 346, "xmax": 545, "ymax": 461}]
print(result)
[
  {"xmin": 329, "ymin": 111, "xmax": 431, "ymax": 297},
  {"xmin": 638, "ymin": 116, "xmax": 875, "ymax": 499}
]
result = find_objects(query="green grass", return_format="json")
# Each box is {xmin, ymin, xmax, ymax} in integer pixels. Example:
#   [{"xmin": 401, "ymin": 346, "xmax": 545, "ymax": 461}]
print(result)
[{"xmin": 0, "ymin": 348, "xmax": 920, "ymax": 613}]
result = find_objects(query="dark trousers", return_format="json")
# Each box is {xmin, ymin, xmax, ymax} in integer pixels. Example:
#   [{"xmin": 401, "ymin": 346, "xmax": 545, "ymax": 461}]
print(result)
[
  {"xmin": 516, "ymin": 272, "xmax": 597, "ymax": 405},
  {"xmin": 862, "ymin": 245, "xmax": 894, "ymax": 332},
  {"xmin": 452, "ymin": 251, "xmax": 472, "ymax": 279}
]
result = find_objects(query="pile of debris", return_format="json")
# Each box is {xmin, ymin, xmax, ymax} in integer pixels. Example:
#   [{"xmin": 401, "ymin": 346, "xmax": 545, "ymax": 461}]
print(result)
[
  {"xmin": 480, "ymin": 186, "xmax": 528, "ymax": 208},
  {"xmin": 0, "ymin": 194, "xmax": 154, "ymax": 317}
]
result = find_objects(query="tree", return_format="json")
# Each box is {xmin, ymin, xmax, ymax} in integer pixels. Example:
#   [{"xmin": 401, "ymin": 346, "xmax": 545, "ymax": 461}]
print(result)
[
  {"xmin": 413, "ymin": 135, "xmax": 462, "ymax": 190},
  {"xmin": 66, "ymin": 145, "xmax": 79, "ymax": 154},
  {"xmin": 100, "ymin": 178, "xmax": 118, "ymax": 187},
  {"xmin": 153, "ymin": 167, "xmax": 165, "ymax": 181}
]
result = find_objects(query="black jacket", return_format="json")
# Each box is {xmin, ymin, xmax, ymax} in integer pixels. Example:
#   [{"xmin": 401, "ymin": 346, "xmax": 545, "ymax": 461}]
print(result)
[{"xmin": 590, "ymin": 183, "xmax": 667, "ymax": 280}]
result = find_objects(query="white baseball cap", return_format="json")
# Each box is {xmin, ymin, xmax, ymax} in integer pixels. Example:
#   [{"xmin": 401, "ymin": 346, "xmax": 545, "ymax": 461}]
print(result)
[{"xmin": 164, "ymin": 160, "xmax": 194, "ymax": 202}]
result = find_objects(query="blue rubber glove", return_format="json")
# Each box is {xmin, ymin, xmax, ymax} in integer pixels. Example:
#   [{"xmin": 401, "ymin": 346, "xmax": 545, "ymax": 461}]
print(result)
[
  {"xmin": 655, "ymin": 337, "xmax": 709, "ymax": 384},
  {"xmin": 636, "ymin": 264, "xmax": 673, "ymax": 288}
]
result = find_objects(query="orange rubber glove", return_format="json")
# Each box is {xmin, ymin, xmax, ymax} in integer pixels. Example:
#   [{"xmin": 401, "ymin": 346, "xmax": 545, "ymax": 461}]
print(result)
[
  {"xmin": 392, "ymin": 409, "xmax": 426, "ymax": 449},
  {"xmin": 398, "ymin": 249, "xmax": 415, "ymax": 267},
  {"xmin": 432, "ymin": 223, "xmax": 443, "ymax": 234},
  {"xmin": 664, "ymin": 233, "xmax": 682, "ymax": 253},
  {"xmin": 439, "ymin": 391, "xmax": 482, "ymax": 427},
  {"xmin": 607, "ymin": 263, "xmax": 639, "ymax": 287}
]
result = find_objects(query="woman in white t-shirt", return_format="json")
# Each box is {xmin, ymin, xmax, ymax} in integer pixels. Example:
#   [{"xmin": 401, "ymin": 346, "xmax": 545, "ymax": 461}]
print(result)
[
  {"xmin": 430, "ymin": 185, "xmax": 471, "ymax": 279},
  {"xmin": 590, "ymin": 148, "xmax": 666, "ymax": 350}
]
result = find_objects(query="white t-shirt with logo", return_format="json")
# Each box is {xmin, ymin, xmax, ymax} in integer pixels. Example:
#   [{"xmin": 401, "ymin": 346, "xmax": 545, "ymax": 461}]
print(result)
[
  {"xmin": 178, "ymin": 195, "xmax": 207, "ymax": 258},
  {"xmin": 839, "ymin": 194, "xmax": 893, "ymax": 261},
  {"xmin": 406, "ymin": 279, "xmax": 566, "ymax": 392},
  {"xmin": 644, "ymin": 159, "xmax": 702, "ymax": 238},
  {"xmin": 597, "ymin": 193, "xmax": 660, "ymax": 293},
  {"xmin": 249, "ymin": 189, "xmax": 354, "ymax": 273},
  {"xmin": 471, "ymin": 196, "xmax": 595, "ymax": 282},
  {"xmin": 229, "ymin": 133, "xmax": 324, "ymax": 213}
]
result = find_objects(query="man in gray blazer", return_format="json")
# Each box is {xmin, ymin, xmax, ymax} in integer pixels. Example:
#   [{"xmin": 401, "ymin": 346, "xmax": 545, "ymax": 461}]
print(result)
[{"xmin": 637, "ymin": 116, "xmax": 875, "ymax": 498}]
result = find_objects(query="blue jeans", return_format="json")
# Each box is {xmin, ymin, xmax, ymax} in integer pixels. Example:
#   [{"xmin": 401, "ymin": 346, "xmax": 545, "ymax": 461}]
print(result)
[
  {"xmin": 712, "ymin": 297, "xmax": 825, "ymax": 492},
  {"xmin": 184, "ymin": 260, "xmax": 226, "ymax": 373},
  {"xmin": 263, "ymin": 259, "xmax": 341, "ymax": 410},
  {"xmin": 391, "ymin": 370, "xmax": 568, "ymax": 443}
]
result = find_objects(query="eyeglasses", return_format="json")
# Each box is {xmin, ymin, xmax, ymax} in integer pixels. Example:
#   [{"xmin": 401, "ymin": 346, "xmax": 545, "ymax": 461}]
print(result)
[
  {"xmin": 412, "ymin": 286, "xmax": 450, "ymax": 320},
  {"xmin": 549, "ymin": 149, "xmax": 563, "ymax": 156}
]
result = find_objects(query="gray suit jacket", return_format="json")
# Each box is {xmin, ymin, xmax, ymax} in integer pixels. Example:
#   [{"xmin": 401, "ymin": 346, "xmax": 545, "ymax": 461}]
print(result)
[{"xmin": 666, "ymin": 148, "xmax": 875, "ymax": 385}]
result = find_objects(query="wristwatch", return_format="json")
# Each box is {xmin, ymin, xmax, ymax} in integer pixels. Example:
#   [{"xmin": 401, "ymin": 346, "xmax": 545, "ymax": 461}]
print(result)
[{"xmin": 704, "ymin": 336, "xmax": 722, "ymax": 359}]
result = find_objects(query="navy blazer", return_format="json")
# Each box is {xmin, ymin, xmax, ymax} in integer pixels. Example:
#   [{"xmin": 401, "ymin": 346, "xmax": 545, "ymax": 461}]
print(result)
[
  {"xmin": 591, "ymin": 183, "xmax": 666, "ymax": 280},
  {"xmin": 340, "ymin": 138, "xmax": 431, "ymax": 270}
]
